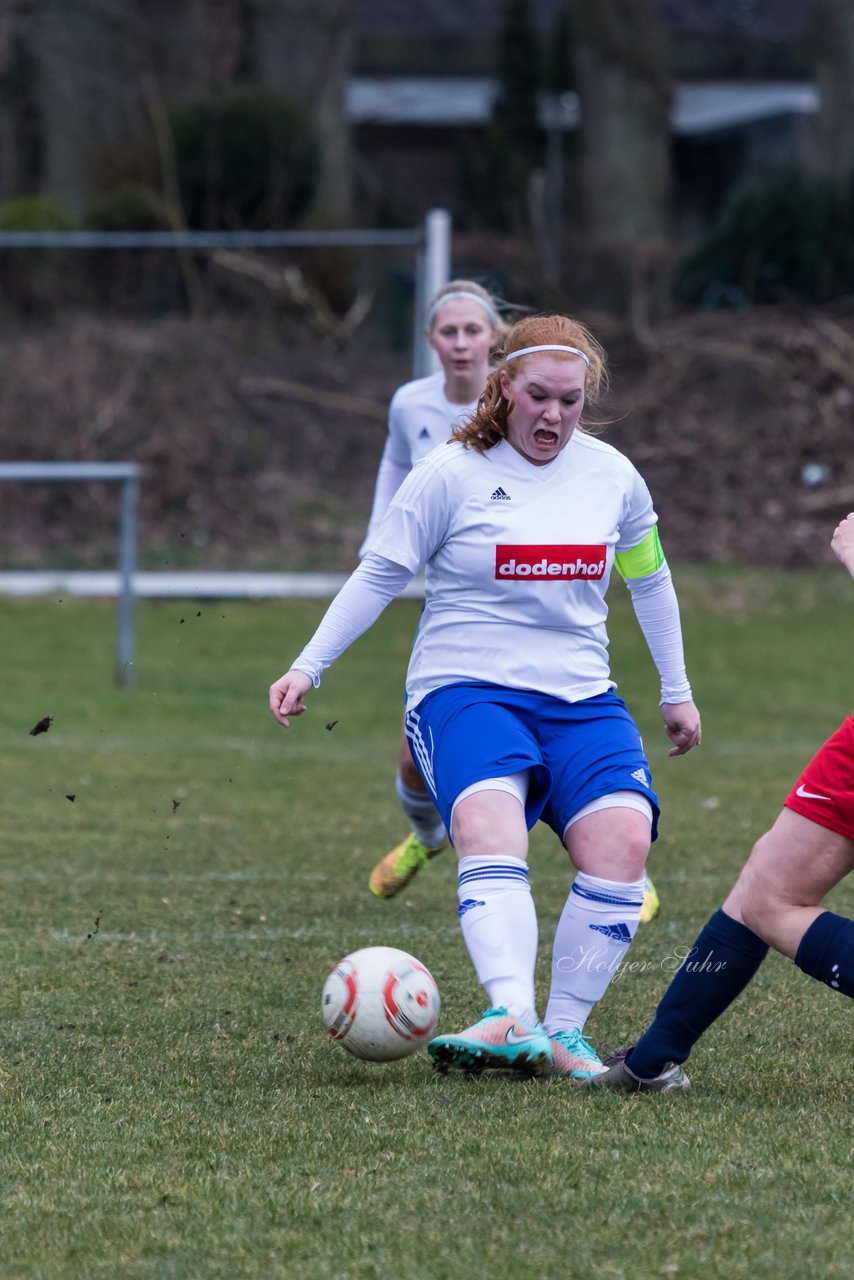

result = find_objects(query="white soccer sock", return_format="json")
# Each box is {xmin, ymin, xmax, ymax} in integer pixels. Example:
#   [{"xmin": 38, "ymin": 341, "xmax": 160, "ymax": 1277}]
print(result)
[
  {"xmin": 457, "ymin": 855, "xmax": 538, "ymax": 1026},
  {"xmin": 544, "ymin": 871, "xmax": 645, "ymax": 1036},
  {"xmin": 395, "ymin": 774, "xmax": 446, "ymax": 848}
]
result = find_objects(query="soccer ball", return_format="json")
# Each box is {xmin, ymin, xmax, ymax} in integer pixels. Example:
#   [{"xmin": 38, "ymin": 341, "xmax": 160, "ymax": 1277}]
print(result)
[{"xmin": 321, "ymin": 945, "xmax": 441, "ymax": 1061}]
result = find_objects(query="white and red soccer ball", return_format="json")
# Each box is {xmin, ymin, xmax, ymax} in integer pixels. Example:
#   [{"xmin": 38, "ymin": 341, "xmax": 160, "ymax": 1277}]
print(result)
[{"xmin": 321, "ymin": 946, "xmax": 441, "ymax": 1061}]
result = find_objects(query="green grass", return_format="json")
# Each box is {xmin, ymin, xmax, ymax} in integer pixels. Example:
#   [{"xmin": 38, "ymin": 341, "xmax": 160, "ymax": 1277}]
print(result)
[{"xmin": 0, "ymin": 568, "xmax": 851, "ymax": 1279}]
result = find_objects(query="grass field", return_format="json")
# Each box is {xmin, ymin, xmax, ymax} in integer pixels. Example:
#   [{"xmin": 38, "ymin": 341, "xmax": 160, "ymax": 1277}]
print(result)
[{"xmin": 0, "ymin": 567, "xmax": 851, "ymax": 1279}]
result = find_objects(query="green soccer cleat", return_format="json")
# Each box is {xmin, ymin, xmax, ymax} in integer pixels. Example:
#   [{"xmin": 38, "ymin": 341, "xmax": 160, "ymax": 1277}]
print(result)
[
  {"xmin": 428, "ymin": 1007, "xmax": 554, "ymax": 1075},
  {"xmin": 579, "ymin": 1048, "xmax": 691, "ymax": 1093},
  {"xmin": 368, "ymin": 832, "xmax": 447, "ymax": 899},
  {"xmin": 548, "ymin": 1028, "xmax": 607, "ymax": 1080},
  {"xmin": 640, "ymin": 870, "xmax": 660, "ymax": 924}
]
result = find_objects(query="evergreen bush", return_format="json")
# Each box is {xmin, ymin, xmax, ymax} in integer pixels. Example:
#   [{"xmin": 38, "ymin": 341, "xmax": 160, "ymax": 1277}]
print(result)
[
  {"xmin": 86, "ymin": 185, "xmax": 173, "ymax": 231},
  {"xmin": 0, "ymin": 196, "xmax": 77, "ymax": 319},
  {"xmin": 674, "ymin": 167, "xmax": 854, "ymax": 307},
  {"xmin": 169, "ymin": 85, "xmax": 317, "ymax": 229},
  {"xmin": 0, "ymin": 195, "xmax": 76, "ymax": 231}
]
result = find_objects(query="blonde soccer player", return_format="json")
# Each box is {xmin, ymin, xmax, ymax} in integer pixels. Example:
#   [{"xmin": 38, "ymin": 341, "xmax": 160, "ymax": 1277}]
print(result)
[{"xmin": 363, "ymin": 280, "xmax": 502, "ymax": 899}]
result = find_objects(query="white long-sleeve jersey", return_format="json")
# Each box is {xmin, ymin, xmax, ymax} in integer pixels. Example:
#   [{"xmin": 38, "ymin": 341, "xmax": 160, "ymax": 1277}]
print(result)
[{"xmin": 296, "ymin": 433, "xmax": 693, "ymax": 712}]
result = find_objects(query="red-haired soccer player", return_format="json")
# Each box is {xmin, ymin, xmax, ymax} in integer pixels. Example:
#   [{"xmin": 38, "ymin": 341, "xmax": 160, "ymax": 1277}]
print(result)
[{"xmin": 270, "ymin": 313, "xmax": 700, "ymax": 1078}]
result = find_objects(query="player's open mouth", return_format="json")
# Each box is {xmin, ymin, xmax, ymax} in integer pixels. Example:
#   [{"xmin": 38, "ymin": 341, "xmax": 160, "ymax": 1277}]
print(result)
[{"xmin": 534, "ymin": 429, "xmax": 558, "ymax": 444}]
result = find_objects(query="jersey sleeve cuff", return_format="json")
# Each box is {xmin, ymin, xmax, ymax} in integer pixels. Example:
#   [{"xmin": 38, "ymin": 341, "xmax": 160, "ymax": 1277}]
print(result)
[
  {"xmin": 660, "ymin": 682, "xmax": 693, "ymax": 706},
  {"xmin": 293, "ymin": 660, "xmax": 322, "ymax": 689}
]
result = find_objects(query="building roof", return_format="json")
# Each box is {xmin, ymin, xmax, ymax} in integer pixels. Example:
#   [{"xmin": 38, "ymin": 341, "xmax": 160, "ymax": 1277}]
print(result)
[
  {"xmin": 347, "ymin": 77, "xmax": 819, "ymax": 136},
  {"xmin": 674, "ymin": 81, "xmax": 818, "ymax": 134}
]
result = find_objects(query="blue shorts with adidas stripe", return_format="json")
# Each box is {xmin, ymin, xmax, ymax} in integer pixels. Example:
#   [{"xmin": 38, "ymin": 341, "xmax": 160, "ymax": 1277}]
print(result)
[{"xmin": 405, "ymin": 682, "xmax": 659, "ymax": 846}]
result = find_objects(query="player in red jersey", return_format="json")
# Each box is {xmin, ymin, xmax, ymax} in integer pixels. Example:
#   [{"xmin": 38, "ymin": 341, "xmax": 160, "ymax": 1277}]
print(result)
[{"xmin": 586, "ymin": 512, "xmax": 854, "ymax": 1092}]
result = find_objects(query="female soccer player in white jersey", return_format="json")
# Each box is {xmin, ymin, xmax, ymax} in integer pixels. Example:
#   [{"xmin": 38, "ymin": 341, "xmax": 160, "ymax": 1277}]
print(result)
[
  {"xmin": 270, "ymin": 313, "xmax": 701, "ymax": 1079},
  {"xmin": 364, "ymin": 281, "xmax": 503, "ymax": 900}
]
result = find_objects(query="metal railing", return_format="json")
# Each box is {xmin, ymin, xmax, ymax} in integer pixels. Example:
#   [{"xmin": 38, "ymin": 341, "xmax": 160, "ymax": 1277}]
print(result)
[
  {"xmin": 0, "ymin": 208, "xmax": 452, "ymax": 377},
  {"xmin": 0, "ymin": 210, "xmax": 454, "ymax": 668},
  {"xmin": 0, "ymin": 462, "xmax": 139, "ymax": 686}
]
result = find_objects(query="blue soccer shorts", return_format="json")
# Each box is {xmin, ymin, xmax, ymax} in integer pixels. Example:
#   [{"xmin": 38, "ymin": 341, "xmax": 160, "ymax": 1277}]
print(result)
[{"xmin": 404, "ymin": 681, "xmax": 660, "ymax": 845}]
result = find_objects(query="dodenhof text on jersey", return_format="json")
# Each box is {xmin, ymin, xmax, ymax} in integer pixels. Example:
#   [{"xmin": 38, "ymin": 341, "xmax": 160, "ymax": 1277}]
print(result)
[{"xmin": 495, "ymin": 544, "xmax": 607, "ymax": 580}]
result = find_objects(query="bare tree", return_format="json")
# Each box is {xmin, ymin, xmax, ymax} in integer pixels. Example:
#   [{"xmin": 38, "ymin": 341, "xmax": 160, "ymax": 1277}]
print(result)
[
  {"xmin": 247, "ymin": 0, "xmax": 354, "ymax": 224},
  {"xmin": 0, "ymin": 0, "xmax": 12, "ymax": 70},
  {"xmin": 29, "ymin": 1, "xmax": 211, "ymax": 219},
  {"xmin": 0, "ymin": 0, "xmax": 18, "ymax": 197},
  {"xmin": 808, "ymin": 0, "xmax": 854, "ymax": 181},
  {"xmin": 572, "ymin": 0, "xmax": 672, "ymax": 240}
]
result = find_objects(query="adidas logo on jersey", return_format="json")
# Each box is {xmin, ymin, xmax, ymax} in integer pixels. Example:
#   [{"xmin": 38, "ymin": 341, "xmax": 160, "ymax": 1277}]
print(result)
[
  {"xmin": 491, "ymin": 487, "xmax": 511, "ymax": 500},
  {"xmin": 631, "ymin": 768, "xmax": 648, "ymax": 787},
  {"xmin": 418, "ymin": 427, "xmax": 431, "ymax": 439}
]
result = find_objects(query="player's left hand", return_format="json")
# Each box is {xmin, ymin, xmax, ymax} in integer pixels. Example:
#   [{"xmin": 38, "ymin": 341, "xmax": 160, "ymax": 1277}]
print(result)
[{"xmin": 661, "ymin": 700, "xmax": 702, "ymax": 757}]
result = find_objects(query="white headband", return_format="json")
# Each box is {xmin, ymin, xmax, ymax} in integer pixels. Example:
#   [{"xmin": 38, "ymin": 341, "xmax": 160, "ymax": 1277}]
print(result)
[
  {"xmin": 428, "ymin": 290, "xmax": 499, "ymax": 325},
  {"xmin": 505, "ymin": 343, "xmax": 590, "ymax": 366}
]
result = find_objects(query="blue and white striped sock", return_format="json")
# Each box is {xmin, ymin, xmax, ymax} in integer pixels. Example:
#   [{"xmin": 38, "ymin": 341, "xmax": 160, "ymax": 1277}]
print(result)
[
  {"xmin": 544, "ymin": 870, "xmax": 645, "ymax": 1035},
  {"xmin": 457, "ymin": 855, "xmax": 538, "ymax": 1026}
]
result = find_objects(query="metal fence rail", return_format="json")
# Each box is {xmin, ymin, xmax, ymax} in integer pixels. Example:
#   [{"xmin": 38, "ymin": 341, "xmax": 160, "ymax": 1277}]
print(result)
[
  {"xmin": 0, "ymin": 571, "xmax": 426, "ymax": 600},
  {"xmin": 0, "ymin": 229, "xmax": 424, "ymax": 248},
  {"xmin": 0, "ymin": 208, "xmax": 452, "ymax": 377},
  {"xmin": 0, "ymin": 462, "xmax": 139, "ymax": 686},
  {"xmin": 0, "ymin": 211, "xmax": 452, "ymax": 678}
]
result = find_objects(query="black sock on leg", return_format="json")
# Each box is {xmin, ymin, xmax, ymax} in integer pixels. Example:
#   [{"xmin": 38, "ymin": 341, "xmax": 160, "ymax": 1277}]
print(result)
[
  {"xmin": 627, "ymin": 908, "xmax": 769, "ymax": 1079},
  {"xmin": 795, "ymin": 911, "xmax": 854, "ymax": 997}
]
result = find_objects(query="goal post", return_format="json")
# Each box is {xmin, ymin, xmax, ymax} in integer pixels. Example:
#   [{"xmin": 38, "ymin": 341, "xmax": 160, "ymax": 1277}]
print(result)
[{"xmin": 413, "ymin": 207, "xmax": 452, "ymax": 376}]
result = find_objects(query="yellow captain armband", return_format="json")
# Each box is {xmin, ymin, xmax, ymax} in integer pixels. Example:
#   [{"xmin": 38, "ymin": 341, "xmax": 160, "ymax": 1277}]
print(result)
[{"xmin": 614, "ymin": 527, "xmax": 665, "ymax": 580}]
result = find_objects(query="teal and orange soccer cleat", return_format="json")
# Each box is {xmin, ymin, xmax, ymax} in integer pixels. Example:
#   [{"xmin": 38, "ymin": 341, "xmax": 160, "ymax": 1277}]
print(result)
[
  {"xmin": 548, "ymin": 1028, "xmax": 607, "ymax": 1080},
  {"xmin": 368, "ymin": 832, "xmax": 447, "ymax": 899},
  {"xmin": 428, "ymin": 1007, "xmax": 553, "ymax": 1075}
]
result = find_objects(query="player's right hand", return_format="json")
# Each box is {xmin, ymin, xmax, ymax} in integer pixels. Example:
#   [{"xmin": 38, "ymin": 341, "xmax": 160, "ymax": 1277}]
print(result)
[
  {"xmin": 269, "ymin": 669, "xmax": 313, "ymax": 727},
  {"xmin": 831, "ymin": 512, "xmax": 854, "ymax": 577}
]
